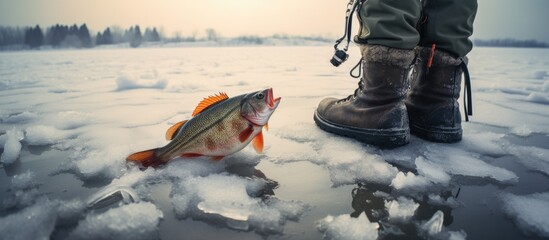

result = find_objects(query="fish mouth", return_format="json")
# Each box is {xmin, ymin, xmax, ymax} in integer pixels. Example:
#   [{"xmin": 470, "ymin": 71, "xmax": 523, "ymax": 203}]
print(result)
[{"xmin": 266, "ymin": 88, "xmax": 281, "ymax": 109}]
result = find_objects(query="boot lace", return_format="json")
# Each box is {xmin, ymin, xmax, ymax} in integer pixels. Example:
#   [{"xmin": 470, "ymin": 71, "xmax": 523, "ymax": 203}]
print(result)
[
  {"xmin": 337, "ymin": 58, "xmax": 364, "ymax": 103},
  {"xmin": 338, "ymin": 79, "xmax": 364, "ymax": 103}
]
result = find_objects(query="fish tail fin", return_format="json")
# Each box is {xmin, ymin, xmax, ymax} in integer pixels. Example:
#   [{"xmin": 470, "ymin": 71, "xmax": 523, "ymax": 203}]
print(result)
[{"xmin": 126, "ymin": 148, "xmax": 163, "ymax": 168}]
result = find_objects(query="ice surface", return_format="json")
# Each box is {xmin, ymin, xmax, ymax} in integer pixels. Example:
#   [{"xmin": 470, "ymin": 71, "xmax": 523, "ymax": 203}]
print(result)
[
  {"xmin": 526, "ymin": 92, "xmax": 549, "ymax": 104},
  {"xmin": 0, "ymin": 200, "xmax": 57, "ymax": 240},
  {"xmin": 69, "ymin": 202, "xmax": 163, "ymax": 240},
  {"xmin": 116, "ymin": 74, "xmax": 167, "ymax": 91},
  {"xmin": 385, "ymin": 197, "xmax": 419, "ymax": 221},
  {"xmin": 317, "ymin": 213, "xmax": 379, "ymax": 240},
  {"xmin": 52, "ymin": 111, "xmax": 94, "ymax": 130},
  {"xmin": 1, "ymin": 129, "xmax": 23, "ymax": 164},
  {"xmin": 510, "ymin": 125, "xmax": 533, "ymax": 137},
  {"xmin": 1, "ymin": 46, "xmax": 549, "ymax": 239},
  {"xmin": 532, "ymin": 70, "xmax": 547, "ymax": 79},
  {"xmin": 1, "ymin": 111, "xmax": 37, "ymax": 124},
  {"xmin": 543, "ymin": 81, "xmax": 549, "ymax": 92},
  {"xmin": 25, "ymin": 125, "xmax": 69, "ymax": 146},
  {"xmin": 423, "ymin": 146, "xmax": 518, "ymax": 182},
  {"xmin": 501, "ymin": 192, "xmax": 549, "ymax": 238},
  {"xmin": 2, "ymin": 172, "xmax": 43, "ymax": 210}
]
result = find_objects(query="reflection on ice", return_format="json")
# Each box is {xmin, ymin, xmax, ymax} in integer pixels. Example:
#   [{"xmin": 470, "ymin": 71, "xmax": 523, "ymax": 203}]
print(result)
[{"xmin": 422, "ymin": 210, "xmax": 444, "ymax": 235}]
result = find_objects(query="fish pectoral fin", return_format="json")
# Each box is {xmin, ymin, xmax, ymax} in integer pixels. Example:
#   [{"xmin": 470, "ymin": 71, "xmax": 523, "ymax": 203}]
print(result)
[
  {"xmin": 252, "ymin": 130, "xmax": 264, "ymax": 154},
  {"xmin": 165, "ymin": 120, "xmax": 188, "ymax": 140},
  {"xmin": 239, "ymin": 125, "xmax": 254, "ymax": 142},
  {"xmin": 192, "ymin": 92, "xmax": 229, "ymax": 116},
  {"xmin": 126, "ymin": 148, "xmax": 163, "ymax": 168},
  {"xmin": 181, "ymin": 153, "xmax": 203, "ymax": 158},
  {"xmin": 211, "ymin": 156, "xmax": 224, "ymax": 161}
]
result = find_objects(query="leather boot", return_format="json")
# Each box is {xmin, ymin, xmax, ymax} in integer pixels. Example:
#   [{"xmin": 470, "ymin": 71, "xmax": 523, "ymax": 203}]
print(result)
[
  {"xmin": 405, "ymin": 47, "xmax": 466, "ymax": 143},
  {"xmin": 314, "ymin": 44, "xmax": 415, "ymax": 148}
]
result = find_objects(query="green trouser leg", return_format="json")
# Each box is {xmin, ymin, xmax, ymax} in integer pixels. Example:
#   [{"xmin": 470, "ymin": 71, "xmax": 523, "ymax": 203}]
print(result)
[
  {"xmin": 355, "ymin": 0, "xmax": 477, "ymax": 57},
  {"xmin": 355, "ymin": 0, "xmax": 422, "ymax": 50},
  {"xmin": 420, "ymin": 0, "xmax": 478, "ymax": 57}
]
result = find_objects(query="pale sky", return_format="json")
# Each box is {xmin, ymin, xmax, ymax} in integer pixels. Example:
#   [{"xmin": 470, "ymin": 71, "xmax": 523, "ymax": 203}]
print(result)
[{"xmin": 1, "ymin": 0, "xmax": 548, "ymax": 42}]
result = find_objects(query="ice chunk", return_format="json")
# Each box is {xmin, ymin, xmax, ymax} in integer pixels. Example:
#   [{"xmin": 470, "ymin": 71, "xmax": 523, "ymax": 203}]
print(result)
[
  {"xmin": 53, "ymin": 111, "xmax": 94, "ymax": 130},
  {"xmin": 447, "ymin": 231, "xmax": 467, "ymax": 240},
  {"xmin": 171, "ymin": 174, "xmax": 307, "ymax": 234},
  {"xmin": 321, "ymin": 139, "xmax": 398, "ymax": 186},
  {"xmin": 415, "ymin": 156, "xmax": 451, "ymax": 185},
  {"xmin": 2, "ymin": 172, "xmax": 43, "ymax": 210},
  {"xmin": 422, "ymin": 210, "xmax": 444, "ymax": 235},
  {"xmin": 56, "ymin": 199, "xmax": 86, "ymax": 227},
  {"xmin": 197, "ymin": 201, "xmax": 252, "ymax": 221},
  {"xmin": 424, "ymin": 146, "xmax": 518, "ymax": 182},
  {"xmin": 543, "ymin": 80, "xmax": 549, "ymax": 92},
  {"xmin": 511, "ymin": 125, "xmax": 533, "ymax": 137},
  {"xmin": 317, "ymin": 212, "xmax": 379, "ymax": 240},
  {"xmin": 526, "ymin": 92, "xmax": 549, "ymax": 104},
  {"xmin": 427, "ymin": 194, "xmax": 460, "ymax": 208},
  {"xmin": 115, "ymin": 74, "xmax": 167, "ymax": 91},
  {"xmin": 265, "ymin": 135, "xmax": 320, "ymax": 164},
  {"xmin": 71, "ymin": 146, "xmax": 129, "ymax": 179},
  {"xmin": 25, "ymin": 125, "xmax": 68, "ymax": 146},
  {"xmin": 9, "ymin": 171, "xmax": 37, "ymax": 190},
  {"xmin": 390, "ymin": 171, "xmax": 431, "ymax": 190},
  {"xmin": 0, "ymin": 200, "xmax": 57, "ymax": 240},
  {"xmin": 501, "ymin": 192, "xmax": 549, "ymax": 238},
  {"xmin": 1, "ymin": 129, "xmax": 24, "ymax": 165},
  {"xmin": 385, "ymin": 197, "xmax": 419, "ymax": 220},
  {"xmin": 532, "ymin": 70, "xmax": 547, "ymax": 79},
  {"xmin": 69, "ymin": 202, "xmax": 163, "ymax": 240},
  {"xmin": 506, "ymin": 145, "xmax": 549, "ymax": 175},
  {"xmin": 2, "ymin": 111, "xmax": 36, "ymax": 123},
  {"xmin": 0, "ymin": 134, "xmax": 6, "ymax": 147},
  {"xmin": 460, "ymin": 131, "xmax": 506, "ymax": 155}
]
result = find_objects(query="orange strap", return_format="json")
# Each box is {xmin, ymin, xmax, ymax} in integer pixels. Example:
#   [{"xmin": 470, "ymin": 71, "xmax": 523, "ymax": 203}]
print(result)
[{"xmin": 427, "ymin": 44, "xmax": 436, "ymax": 69}]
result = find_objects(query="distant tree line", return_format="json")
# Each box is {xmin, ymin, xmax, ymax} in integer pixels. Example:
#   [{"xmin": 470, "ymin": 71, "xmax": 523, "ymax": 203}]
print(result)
[
  {"xmin": 1, "ymin": 24, "xmax": 336, "ymax": 50},
  {"xmin": 474, "ymin": 38, "xmax": 548, "ymax": 48},
  {"xmin": 0, "ymin": 24, "xmax": 161, "ymax": 49}
]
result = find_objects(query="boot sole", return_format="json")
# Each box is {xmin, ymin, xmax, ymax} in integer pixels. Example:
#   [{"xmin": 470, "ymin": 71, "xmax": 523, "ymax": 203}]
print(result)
[
  {"xmin": 314, "ymin": 111, "xmax": 409, "ymax": 148},
  {"xmin": 409, "ymin": 123, "xmax": 462, "ymax": 143}
]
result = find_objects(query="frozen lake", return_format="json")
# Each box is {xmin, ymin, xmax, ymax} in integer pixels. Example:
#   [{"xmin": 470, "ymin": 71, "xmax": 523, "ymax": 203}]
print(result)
[{"xmin": 1, "ymin": 46, "xmax": 549, "ymax": 239}]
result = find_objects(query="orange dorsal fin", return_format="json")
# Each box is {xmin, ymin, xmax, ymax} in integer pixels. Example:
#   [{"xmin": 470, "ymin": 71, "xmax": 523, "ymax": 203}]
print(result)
[
  {"xmin": 252, "ymin": 131, "xmax": 264, "ymax": 154},
  {"xmin": 165, "ymin": 120, "xmax": 188, "ymax": 140},
  {"xmin": 192, "ymin": 92, "xmax": 229, "ymax": 116}
]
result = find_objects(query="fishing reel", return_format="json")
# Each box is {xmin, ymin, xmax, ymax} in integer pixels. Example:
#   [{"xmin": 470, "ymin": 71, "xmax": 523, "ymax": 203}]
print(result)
[
  {"xmin": 330, "ymin": 49, "xmax": 349, "ymax": 67},
  {"xmin": 330, "ymin": 0, "xmax": 361, "ymax": 67}
]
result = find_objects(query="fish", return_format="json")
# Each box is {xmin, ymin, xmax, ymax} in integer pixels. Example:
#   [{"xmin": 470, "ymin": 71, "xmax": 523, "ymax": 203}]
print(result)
[{"xmin": 126, "ymin": 88, "xmax": 281, "ymax": 168}]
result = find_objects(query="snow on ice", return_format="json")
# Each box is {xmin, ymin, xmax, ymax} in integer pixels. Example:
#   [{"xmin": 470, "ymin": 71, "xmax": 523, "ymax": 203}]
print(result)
[
  {"xmin": 1, "ymin": 46, "xmax": 549, "ymax": 239},
  {"xmin": 385, "ymin": 197, "xmax": 419, "ymax": 221},
  {"xmin": 69, "ymin": 202, "xmax": 163, "ymax": 240},
  {"xmin": 317, "ymin": 213, "xmax": 379, "ymax": 240},
  {"xmin": 0, "ymin": 129, "xmax": 23, "ymax": 164},
  {"xmin": 502, "ymin": 192, "xmax": 549, "ymax": 238}
]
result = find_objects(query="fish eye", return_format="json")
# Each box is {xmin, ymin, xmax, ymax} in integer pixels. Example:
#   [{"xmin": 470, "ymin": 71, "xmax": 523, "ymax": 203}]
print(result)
[{"xmin": 256, "ymin": 93, "xmax": 264, "ymax": 99}]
